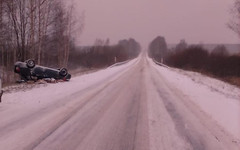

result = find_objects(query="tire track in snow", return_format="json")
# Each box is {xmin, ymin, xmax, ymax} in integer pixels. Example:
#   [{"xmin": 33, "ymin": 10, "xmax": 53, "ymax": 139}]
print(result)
[{"xmin": 150, "ymin": 69, "xmax": 206, "ymax": 150}]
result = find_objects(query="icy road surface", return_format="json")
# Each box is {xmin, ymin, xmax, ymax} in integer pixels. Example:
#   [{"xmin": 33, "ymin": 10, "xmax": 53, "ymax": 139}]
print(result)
[{"xmin": 1, "ymin": 56, "xmax": 240, "ymax": 150}]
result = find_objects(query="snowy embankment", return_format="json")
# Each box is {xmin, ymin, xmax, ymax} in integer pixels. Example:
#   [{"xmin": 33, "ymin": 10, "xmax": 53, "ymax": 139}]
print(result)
[
  {"xmin": 2, "ymin": 58, "xmax": 139, "ymax": 107},
  {"xmin": 150, "ymin": 58, "xmax": 240, "ymax": 140}
]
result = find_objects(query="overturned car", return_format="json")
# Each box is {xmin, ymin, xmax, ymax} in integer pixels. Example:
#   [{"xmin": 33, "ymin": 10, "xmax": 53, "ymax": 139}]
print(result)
[{"xmin": 14, "ymin": 59, "xmax": 71, "ymax": 81}]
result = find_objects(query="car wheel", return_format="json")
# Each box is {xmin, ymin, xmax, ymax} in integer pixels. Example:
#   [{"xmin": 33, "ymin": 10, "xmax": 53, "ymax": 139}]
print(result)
[
  {"xmin": 59, "ymin": 68, "xmax": 68, "ymax": 77},
  {"xmin": 26, "ymin": 59, "xmax": 35, "ymax": 68}
]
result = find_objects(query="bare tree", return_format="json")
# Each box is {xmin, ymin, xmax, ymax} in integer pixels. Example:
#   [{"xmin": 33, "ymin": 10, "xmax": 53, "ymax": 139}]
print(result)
[
  {"xmin": 37, "ymin": 0, "xmax": 49, "ymax": 64},
  {"xmin": 149, "ymin": 36, "xmax": 167, "ymax": 63},
  {"xmin": 63, "ymin": 4, "xmax": 74, "ymax": 68},
  {"xmin": 0, "ymin": 0, "xmax": 3, "ymax": 35},
  {"xmin": 211, "ymin": 45, "xmax": 229, "ymax": 56},
  {"xmin": 176, "ymin": 39, "xmax": 188, "ymax": 52},
  {"xmin": 0, "ymin": 0, "xmax": 4, "ymax": 78},
  {"xmin": 5, "ymin": 0, "xmax": 32, "ymax": 61},
  {"xmin": 228, "ymin": 0, "xmax": 240, "ymax": 38},
  {"xmin": 29, "ymin": 0, "xmax": 36, "ymax": 58}
]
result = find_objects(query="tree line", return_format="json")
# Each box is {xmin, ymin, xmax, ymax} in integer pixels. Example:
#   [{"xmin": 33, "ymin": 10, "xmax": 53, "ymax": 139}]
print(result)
[
  {"xmin": 148, "ymin": 36, "xmax": 240, "ymax": 86},
  {"xmin": 166, "ymin": 43, "xmax": 240, "ymax": 78},
  {"xmin": 68, "ymin": 38, "xmax": 141, "ymax": 69}
]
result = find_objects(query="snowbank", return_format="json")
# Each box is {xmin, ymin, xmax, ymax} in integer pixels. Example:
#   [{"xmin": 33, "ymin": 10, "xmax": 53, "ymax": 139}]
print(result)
[{"xmin": 150, "ymin": 58, "xmax": 240, "ymax": 140}]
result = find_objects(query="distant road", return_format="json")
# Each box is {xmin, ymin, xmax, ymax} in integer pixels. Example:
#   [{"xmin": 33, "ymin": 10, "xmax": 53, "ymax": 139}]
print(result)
[{"xmin": 0, "ymin": 55, "xmax": 239, "ymax": 150}]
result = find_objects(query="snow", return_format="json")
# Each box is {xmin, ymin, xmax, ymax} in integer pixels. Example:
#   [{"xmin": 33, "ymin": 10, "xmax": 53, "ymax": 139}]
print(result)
[
  {"xmin": 1, "ymin": 55, "xmax": 240, "ymax": 145},
  {"xmin": 150, "ymin": 58, "xmax": 240, "ymax": 140},
  {"xmin": 2, "ymin": 58, "xmax": 139, "ymax": 107}
]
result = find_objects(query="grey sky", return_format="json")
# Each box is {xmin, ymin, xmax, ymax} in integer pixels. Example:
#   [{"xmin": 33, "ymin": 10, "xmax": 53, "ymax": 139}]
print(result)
[{"xmin": 74, "ymin": 0, "xmax": 239, "ymax": 47}]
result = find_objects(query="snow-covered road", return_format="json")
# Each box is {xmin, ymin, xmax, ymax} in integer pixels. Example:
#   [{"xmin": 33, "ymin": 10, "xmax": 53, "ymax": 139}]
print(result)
[{"xmin": 0, "ymin": 55, "xmax": 240, "ymax": 150}]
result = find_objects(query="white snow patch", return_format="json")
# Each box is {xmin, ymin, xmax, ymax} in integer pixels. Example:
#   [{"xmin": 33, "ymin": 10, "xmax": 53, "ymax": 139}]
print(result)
[{"xmin": 149, "ymin": 58, "xmax": 240, "ymax": 140}]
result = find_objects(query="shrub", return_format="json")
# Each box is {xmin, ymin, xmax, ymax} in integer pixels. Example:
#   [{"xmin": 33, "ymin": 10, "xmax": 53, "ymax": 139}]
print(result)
[
  {"xmin": 166, "ymin": 44, "xmax": 240, "ymax": 79},
  {"xmin": 167, "ymin": 46, "xmax": 209, "ymax": 70}
]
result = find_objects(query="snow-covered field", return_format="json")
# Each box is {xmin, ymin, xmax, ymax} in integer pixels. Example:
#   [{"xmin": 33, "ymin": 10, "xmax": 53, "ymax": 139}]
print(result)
[{"xmin": 150, "ymin": 58, "xmax": 240, "ymax": 141}]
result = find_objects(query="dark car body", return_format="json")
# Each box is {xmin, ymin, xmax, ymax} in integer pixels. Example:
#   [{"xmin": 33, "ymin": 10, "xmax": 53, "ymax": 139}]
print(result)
[{"xmin": 14, "ymin": 60, "xmax": 71, "ymax": 81}]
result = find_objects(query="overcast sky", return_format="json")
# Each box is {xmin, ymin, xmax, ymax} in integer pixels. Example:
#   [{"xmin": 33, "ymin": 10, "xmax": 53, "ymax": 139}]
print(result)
[{"xmin": 73, "ymin": 0, "xmax": 239, "ymax": 47}]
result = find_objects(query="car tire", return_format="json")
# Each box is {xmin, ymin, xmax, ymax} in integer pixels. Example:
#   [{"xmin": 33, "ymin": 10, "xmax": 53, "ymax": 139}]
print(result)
[
  {"xmin": 59, "ymin": 68, "xmax": 68, "ymax": 77},
  {"xmin": 26, "ymin": 59, "xmax": 35, "ymax": 68}
]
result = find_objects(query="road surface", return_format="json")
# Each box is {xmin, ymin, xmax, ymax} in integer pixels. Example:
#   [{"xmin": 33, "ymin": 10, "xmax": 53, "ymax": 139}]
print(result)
[{"xmin": 0, "ymin": 56, "xmax": 239, "ymax": 150}]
